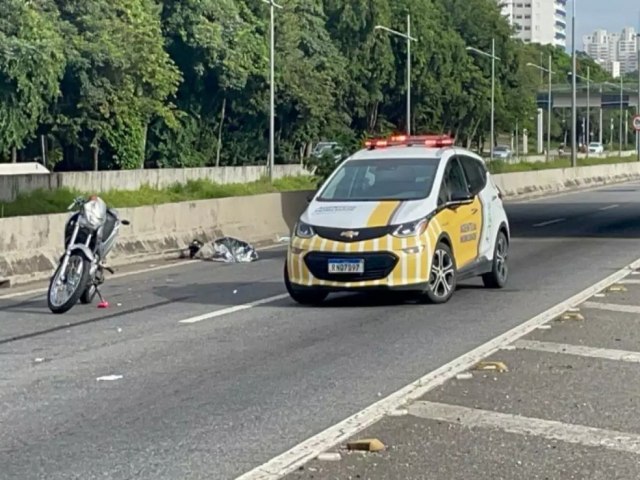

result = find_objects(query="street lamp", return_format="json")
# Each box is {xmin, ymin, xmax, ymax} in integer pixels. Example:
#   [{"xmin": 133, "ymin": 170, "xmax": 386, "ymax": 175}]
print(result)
[
  {"xmin": 375, "ymin": 15, "xmax": 417, "ymax": 135},
  {"xmin": 261, "ymin": 0, "xmax": 282, "ymax": 182},
  {"xmin": 570, "ymin": 0, "xmax": 577, "ymax": 167},
  {"xmin": 570, "ymin": 68, "xmax": 592, "ymax": 157},
  {"xmin": 527, "ymin": 54, "xmax": 555, "ymax": 162},
  {"xmin": 467, "ymin": 38, "xmax": 500, "ymax": 161}
]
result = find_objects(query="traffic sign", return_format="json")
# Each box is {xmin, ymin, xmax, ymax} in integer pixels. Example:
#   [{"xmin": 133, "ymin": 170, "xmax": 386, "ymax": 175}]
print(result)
[{"xmin": 634, "ymin": 115, "xmax": 640, "ymax": 132}]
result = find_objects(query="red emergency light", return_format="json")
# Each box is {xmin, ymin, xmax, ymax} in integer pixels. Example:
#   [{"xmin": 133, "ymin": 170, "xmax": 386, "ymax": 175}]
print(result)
[{"xmin": 365, "ymin": 134, "xmax": 455, "ymax": 149}]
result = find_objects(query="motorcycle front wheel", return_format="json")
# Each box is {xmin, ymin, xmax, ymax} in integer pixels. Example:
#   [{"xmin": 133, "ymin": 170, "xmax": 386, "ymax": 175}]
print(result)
[{"xmin": 47, "ymin": 252, "xmax": 91, "ymax": 314}]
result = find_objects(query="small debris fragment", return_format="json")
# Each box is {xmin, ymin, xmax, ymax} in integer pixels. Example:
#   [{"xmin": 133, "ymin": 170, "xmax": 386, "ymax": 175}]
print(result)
[
  {"xmin": 34, "ymin": 357, "xmax": 45, "ymax": 363},
  {"xmin": 233, "ymin": 289, "xmax": 238, "ymax": 294},
  {"xmin": 116, "ymin": 303, "xmax": 122, "ymax": 307},
  {"xmin": 388, "ymin": 409, "xmax": 408, "ymax": 417},
  {"xmin": 97, "ymin": 301, "xmax": 110, "ymax": 309},
  {"xmin": 96, "ymin": 375, "xmax": 123, "ymax": 381},
  {"xmin": 537, "ymin": 325, "xmax": 552, "ymax": 330},
  {"xmin": 607, "ymin": 284, "xmax": 627, "ymax": 293},
  {"xmin": 456, "ymin": 372, "xmax": 473, "ymax": 380},
  {"xmin": 594, "ymin": 293, "xmax": 606, "ymax": 297},
  {"xmin": 116, "ymin": 327, "xmax": 123, "ymax": 333},
  {"xmin": 556, "ymin": 312, "xmax": 584, "ymax": 322},
  {"xmin": 317, "ymin": 452, "xmax": 341, "ymax": 461},
  {"xmin": 347, "ymin": 439, "xmax": 386, "ymax": 452},
  {"xmin": 473, "ymin": 361, "xmax": 509, "ymax": 373}
]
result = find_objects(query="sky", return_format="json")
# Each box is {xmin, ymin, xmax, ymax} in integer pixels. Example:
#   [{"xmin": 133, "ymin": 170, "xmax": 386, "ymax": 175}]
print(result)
[{"xmin": 570, "ymin": 0, "xmax": 640, "ymax": 46}]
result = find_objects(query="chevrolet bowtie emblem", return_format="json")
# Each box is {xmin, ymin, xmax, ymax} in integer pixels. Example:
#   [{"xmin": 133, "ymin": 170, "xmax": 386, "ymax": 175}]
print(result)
[{"xmin": 340, "ymin": 230, "xmax": 359, "ymax": 239}]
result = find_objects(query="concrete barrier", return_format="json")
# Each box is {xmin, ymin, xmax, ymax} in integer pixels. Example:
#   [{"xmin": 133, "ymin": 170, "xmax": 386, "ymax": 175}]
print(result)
[
  {"xmin": 0, "ymin": 164, "xmax": 306, "ymax": 202},
  {"xmin": 2, "ymin": 161, "xmax": 640, "ymax": 288},
  {"xmin": 493, "ymin": 162, "xmax": 640, "ymax": 199},
  {"xmin": 0, "ymin": 191, "xmax": 310, "ymax": 287}
]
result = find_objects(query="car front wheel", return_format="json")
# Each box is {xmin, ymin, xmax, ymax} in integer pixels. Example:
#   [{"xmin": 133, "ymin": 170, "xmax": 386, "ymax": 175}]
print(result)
[
  {"xmin": 284, "ymin": 262, "xmax": 328, "ymax": 305},
  {"xmin": 422, "ymin": 242, "xmax": 457, "ymax": 304}
]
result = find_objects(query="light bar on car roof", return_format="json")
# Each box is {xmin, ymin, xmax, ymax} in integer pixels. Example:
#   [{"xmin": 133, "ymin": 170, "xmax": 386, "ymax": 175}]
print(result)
[{"xmin": 365, "ymin": 134, "xmax": 454, "ymax": 149}]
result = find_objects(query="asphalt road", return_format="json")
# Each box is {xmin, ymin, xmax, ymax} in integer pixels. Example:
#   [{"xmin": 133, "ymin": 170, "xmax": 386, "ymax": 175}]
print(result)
[{"xmin": 2, "ymin": 182, "xmax": 640, "ymax": 480}]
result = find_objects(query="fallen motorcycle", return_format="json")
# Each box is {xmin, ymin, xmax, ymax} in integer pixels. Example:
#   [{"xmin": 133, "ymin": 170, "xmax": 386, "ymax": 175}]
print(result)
[{"xmin": 47, "ymin": 195, "xmax": 129, "ymax": 314}]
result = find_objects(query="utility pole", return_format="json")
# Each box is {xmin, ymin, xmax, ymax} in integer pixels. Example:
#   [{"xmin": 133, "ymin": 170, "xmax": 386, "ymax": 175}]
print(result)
[
  {"xmin": 375, "ymin": 15, "xmax": 417, "ymax": 135},
  {"xmin": 571, "ymin": 0, "xmax": 577, "ymax": 167},
  {"xmin": 261, "ymin": 0, "xmax": 282, "ymax": 182},
  {"xmin": 586, "ymin": 66, "xmax": 590, "ymax": 157},
  {"xmin": 467, "ymin": 39, "xmax": 501, "ymax": 161},
  {"xmin": 620, "ymin": 75, "xmax": 624, "ymax": 157}
]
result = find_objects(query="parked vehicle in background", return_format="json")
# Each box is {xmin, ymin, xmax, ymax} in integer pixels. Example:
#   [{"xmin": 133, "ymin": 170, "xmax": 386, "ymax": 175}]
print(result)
[
  {"xmin": 588, "ymin": 142, "xmax": 604, "ymax": 154},
  {"xmin": 312, "ymin": 141, "xmax": 344, "ymax": 162},
  {"xmin": 493, "ymin": 145, "xmax": 512, "ymax": 161}
]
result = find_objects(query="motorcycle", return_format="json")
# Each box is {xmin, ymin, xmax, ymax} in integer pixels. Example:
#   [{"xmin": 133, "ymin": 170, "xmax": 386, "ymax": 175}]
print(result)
[{"xmin": 47, "ymin": 195, "xmax": 130, "ymax": 314}]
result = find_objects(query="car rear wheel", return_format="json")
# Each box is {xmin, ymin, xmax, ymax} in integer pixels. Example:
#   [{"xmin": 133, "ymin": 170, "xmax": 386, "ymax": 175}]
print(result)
[
  {"xmin": 284, "ymin": 262, "xmax": 328, "ymax": 305},
  {"xmin": 422, "ymin": 242, "xmax": 457, "ymax": 304},
  {"xmin": 482, "ymin": 230, "xmax": 509, "ymax": 288}
]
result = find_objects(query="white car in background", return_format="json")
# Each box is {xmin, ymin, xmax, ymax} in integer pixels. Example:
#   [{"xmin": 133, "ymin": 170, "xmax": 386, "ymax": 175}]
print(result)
[{"xmin": 588, "ymin": 142, "xmax": 604, "ymax": 154}]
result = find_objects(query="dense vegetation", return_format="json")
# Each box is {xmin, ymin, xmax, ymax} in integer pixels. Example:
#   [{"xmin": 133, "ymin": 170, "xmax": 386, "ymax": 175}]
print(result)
[{"xmin": 0, "ymin": 0, "xmax": 616, "ymax": 171}]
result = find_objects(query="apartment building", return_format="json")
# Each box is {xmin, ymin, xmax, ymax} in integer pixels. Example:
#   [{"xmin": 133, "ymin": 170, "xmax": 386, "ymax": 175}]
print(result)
[
  {"xmin": 583, "ymin": 27, "xmax": 639, "ymax": 77},
  {"xmin": 498, "ymin": 0, "xmax": 567, "ymax": 48}
]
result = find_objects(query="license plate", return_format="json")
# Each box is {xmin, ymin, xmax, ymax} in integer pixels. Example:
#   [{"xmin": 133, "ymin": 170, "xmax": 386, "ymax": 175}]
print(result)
[{"xmin": 328, "ymin": 259, "xmax": 364, "ymax": 274}]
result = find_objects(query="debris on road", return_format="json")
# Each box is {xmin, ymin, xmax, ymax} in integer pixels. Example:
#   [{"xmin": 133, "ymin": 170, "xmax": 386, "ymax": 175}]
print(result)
[
  {"xmin": 536, "ymin": 325, "xmax": 552, "ymax": 330},
  {"xmin": 184, "ymin": 237, "xmax": 259, "ymax": 263},
  {"xmin": 96, "ymin": 375, "xmax": 123, "ymax": 381},
  {"xmin": 34, "ymin": 358, "xmax": 45, "ymax": 363},
  {"xmin": 556, "ymin": 311, "xmax": 584, "ymax": 322},
  {"xmin": 97, "ymin": 301, "xmax": 110, "ymax": 309},
  {"xmin": 456, "ymin": 372, "xmax": 474, "ymax": 380},
  {"xmin": 213, "ymin": 237, "xmax": 259, "ymax": 263},
  {"xmin": 606, "ymin": 284, "xmax": 627, "ymax": 293},
  {"xmin": 473, "ymin": 361, "xmax": 509, "ymax": 373},
  {"xmin": 316, "ymin": 452, "xmax": 341, "ymax": 461},
  {"xmin": 346, "ymin": 438, "xmax": 386, "ymax": 452}
]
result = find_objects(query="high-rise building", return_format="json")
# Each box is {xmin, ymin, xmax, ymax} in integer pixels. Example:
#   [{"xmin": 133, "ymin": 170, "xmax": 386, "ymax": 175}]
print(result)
[
  {"xmin": 497, "ymin": 0, "xmax": 567, "ymax": 48},
  {"xmin": 583, "ymin": 28, "xmax": 639, "ymax": 77}
]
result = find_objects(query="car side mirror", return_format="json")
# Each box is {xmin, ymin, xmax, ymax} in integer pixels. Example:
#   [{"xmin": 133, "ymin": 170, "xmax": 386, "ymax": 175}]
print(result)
[{"xmin": 446, "ymin": 191, "xmax": 474, "ymax": 208}]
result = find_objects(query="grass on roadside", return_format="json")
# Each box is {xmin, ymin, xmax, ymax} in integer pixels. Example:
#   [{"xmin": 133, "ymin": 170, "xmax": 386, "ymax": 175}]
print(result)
[
  {"xmin": 0, "ymin": 175, "xmax": 317, "ymax": 218},
  {"xmin": 487, "ymin": 155, "xmax": 639, "ymax": 174}
]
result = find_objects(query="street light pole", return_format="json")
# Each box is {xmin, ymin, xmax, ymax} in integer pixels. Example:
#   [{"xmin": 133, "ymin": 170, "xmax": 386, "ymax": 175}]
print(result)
[
  {"xmin": 467, "ymin": 39, "xmax": 501, "ymax": 161},
  {"xmin": 375, "ymin": 15, "xmax": 417, "ymax": 135},
  {"xmin": 586, "ymin": 66, "xmax": 590, "ymax": 158},
  {"xmin": 261, "ymin": 0, "xmax": 282, "ymax": 182},
  {"xmin": 571, "ymin": 0, "xmax": 577, "ymax": 167},
  {"xmin": 620, "ymin": 75, "xmax": 624, "ymax": 157},
  {"xmin": 526, "ymin": 57, "xmax": 555, "ymax": 161}
]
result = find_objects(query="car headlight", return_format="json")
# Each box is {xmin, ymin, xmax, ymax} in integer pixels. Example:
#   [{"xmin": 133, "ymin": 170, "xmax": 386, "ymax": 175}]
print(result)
[
  {"xmin": 295, "ymin": 221, "xmax": 315, "ymax": 238},
  {"xmin": 392, "ymin": 217, "xmax": 429, "ymax": 238}
]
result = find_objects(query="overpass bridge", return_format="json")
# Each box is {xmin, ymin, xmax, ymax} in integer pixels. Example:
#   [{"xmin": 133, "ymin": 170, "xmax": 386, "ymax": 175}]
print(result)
[{"xmin": 536, "ymin": 83, "xmax": 640, "ymax": 110}]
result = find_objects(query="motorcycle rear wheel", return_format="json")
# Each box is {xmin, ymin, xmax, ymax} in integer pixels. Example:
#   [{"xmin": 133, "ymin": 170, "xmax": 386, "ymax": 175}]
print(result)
[{"xmin": 48, "ymin": 253, "xmax": 91, "ymax": 314}]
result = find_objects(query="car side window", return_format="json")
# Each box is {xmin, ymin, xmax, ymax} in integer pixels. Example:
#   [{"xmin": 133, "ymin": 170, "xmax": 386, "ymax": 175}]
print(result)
[
  {"xmin": 459, "ymin": 156, "xmax": 487, "ymax": 196},
  {"xmin": 438, "ymin": 158, "xmax": 470, "ymax": 206}
]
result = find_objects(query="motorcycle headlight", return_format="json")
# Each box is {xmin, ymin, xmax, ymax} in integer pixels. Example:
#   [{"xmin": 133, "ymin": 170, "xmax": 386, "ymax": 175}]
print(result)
[
  {"xmin": 295, "ymin": 221, "xmax": 315, "ymax": 238},
  {"xmin": 392, "ymin": 217, "xmax": 429, "ymax": 238}
]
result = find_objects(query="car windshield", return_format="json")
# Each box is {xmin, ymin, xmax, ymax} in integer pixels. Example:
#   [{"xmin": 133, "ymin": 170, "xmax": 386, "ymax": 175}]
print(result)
[{"xmin": 318, "ymin": 157, "xmax": 439, "ymax": 202}]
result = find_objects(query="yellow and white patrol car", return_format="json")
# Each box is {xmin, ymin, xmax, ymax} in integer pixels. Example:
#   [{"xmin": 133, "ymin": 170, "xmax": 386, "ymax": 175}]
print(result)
[{"xmin": 284, "ymin": 134, "xmax": 510, "ymax": 305}]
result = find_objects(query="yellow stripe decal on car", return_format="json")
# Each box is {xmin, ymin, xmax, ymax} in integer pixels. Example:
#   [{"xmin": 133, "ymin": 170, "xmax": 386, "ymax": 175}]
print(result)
[{"xmin": 367, "ymin": 201, "xmax": 401, "ymax": 227}]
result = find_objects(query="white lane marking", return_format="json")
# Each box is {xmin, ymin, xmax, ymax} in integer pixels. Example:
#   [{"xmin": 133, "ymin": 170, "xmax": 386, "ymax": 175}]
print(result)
[
  {"xmin": 533, "ymin": 218, "xmax": 565, "ymax": 227},
  {"xmin": 0, "ymin": 244, "xmax": 288, "ymax": 300},
  {"xmin": 407, "ymin": 401, "xmax": 640, "ymax": 455},
  {"xmin": 512, "ymin": 339, "xmax": 640, "ymax": 363},
  {"xmin": 178, "ymin": 293, "xmax": 289, "ymax": 324},
  {"xmin": 582, "ymin": 301, "xmax": 640, "ymax": 314},
  {"xmin": 234, "ymin": 257, "xmax": 640, "ymax": 480},
  {"xmin": 620, "ymin": 279, "xmax": 640, "ymax": 285},
  {"xmin": 599, "ymin": 204, "xmax": 620, "ymax": 211},
  {"xmin": 96, "ymin": 375, "xmax": 123, "ymax": 381},
  {"xmin": 507, "ymin": 180, "xmax": 640, "ymax": 204}
]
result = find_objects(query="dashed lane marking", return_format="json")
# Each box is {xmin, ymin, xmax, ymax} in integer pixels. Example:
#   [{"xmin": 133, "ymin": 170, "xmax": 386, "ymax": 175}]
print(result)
[
  {"xmin": 533, "ymin": 218, "xmax": 565, "ymax": 227},
  {"xmin": 408, "ymin": 401, "xmax": 640, "ymax": 455},
  {"xmin": 512, "ymin": 339, "xmax": 640, "ymax": 363}
]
